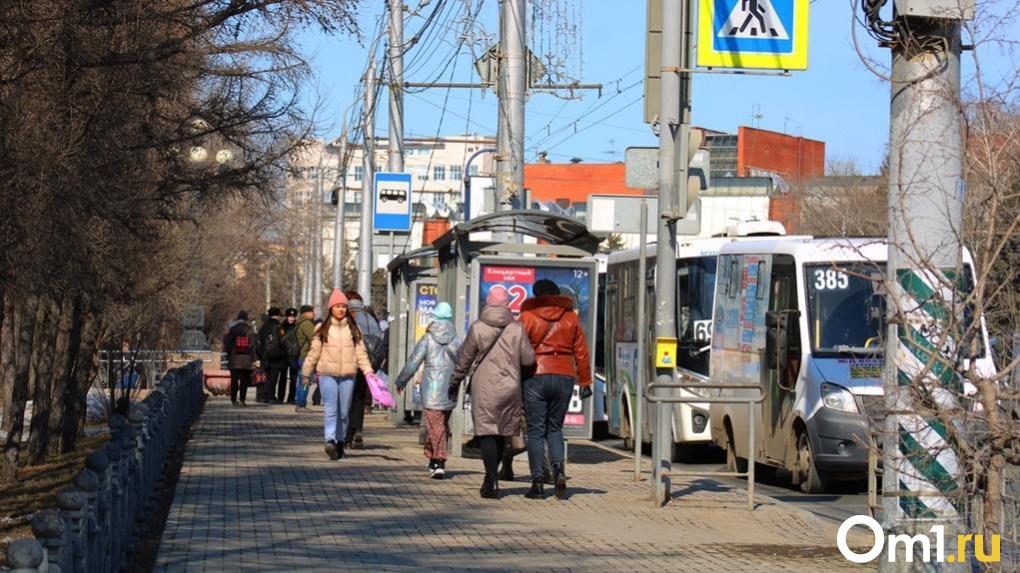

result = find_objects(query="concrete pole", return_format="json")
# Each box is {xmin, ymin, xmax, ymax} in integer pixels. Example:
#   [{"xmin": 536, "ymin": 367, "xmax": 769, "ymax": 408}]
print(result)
[
  {"xmin": 496, "ymin": 0, "xmax": 526, "ymax": 211},
  {"xmin": 881, "ymin": 19, "xmax": 966, "ymax": 569},
  {"xmin": 651, "ymin": 0, "xmax": 686, "ymax": 505},
  {"xmin": 388, "ymin": 0, "xmax": 404, "ymax": 173},
  {"xmin": 358, "ymin": 58, "xmax": 377, "ymax": 305},
  {"xmin": 333, "ymin": 124, "xmax": 349, "ymax": 290},
  {"xmin": 314, "ymin": 156, "xmax": 324, "ymax": 306}
]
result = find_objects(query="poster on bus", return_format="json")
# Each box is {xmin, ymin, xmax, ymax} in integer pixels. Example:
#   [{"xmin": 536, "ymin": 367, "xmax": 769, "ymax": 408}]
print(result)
[{"xmin": 471, "ymin": 259, "xmax": 597, "ymax": 439}]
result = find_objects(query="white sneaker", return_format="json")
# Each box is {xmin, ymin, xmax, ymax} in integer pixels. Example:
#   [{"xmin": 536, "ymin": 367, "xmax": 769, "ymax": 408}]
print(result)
[
  {"xmin": 432, "ymin": 467, "xmax": 445, "ymax": 479},
  {"xmin": 428, "ymin": 462, "xmax": 437, "ymax": 477}
]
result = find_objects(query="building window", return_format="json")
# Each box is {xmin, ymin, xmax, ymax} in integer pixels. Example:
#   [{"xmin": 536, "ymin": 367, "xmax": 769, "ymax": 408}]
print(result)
[
  {"xmin": 353, "ymin": 166, "xmax": 363, "ymax": 182},
  {"xmin": 469, "ymin": 164, "xmax": 480, "ymax": 176},
  {"xmin": 433, "ymin": 165, "xmax": 446, "ymax": 181},
  {"xmin": 415, "ymin": 166, "xmax": 428, "ymax": 181},
  {"xmin": 450, "ymin": 165, "xmax": 463, "ymax": 181}
]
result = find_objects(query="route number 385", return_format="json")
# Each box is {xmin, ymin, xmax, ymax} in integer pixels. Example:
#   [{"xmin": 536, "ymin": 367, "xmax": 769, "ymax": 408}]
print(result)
[{"xmin": 813, "ymin": 269, "xmax": 849, "ymax": 291}]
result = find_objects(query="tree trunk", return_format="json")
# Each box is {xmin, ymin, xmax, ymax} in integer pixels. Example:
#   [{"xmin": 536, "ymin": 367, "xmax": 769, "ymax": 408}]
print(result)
[
  {"xmin": 0, "ymin": 290, "xmax": 13, "ymax": 416},
  {"xmin": 47, "ymin": 296, "xmax": 83, "ymax": 457},
  {"xmin": 0, "ymin": 294, "xmax": 39, "ymax": 483},
  {"xmin": 61, "ymin": 314, "xmax": 100, "ymax": 453},
  {"xmin": 27, "ymin": 296, "xmax": 65, "ymax": 464}
]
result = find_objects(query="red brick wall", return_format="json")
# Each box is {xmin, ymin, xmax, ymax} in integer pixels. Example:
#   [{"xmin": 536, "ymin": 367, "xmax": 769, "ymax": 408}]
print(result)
[
  {"xmin": 423, "ymin": 218, "xmax": 450, "ymax": 246},
  {"xmin": 524, "ymin": 163, "xmax": 641, "ymax": 204},
  {"xmin": 768, "ymin": 194, "xmax": 801, "ymax": 234},
  {"xmin": 737, "ymin": 126, "xmax": 825, "ymax": 184}
]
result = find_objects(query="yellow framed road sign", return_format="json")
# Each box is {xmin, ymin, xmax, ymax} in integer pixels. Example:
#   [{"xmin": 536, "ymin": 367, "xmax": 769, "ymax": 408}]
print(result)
[{"xmin": 697, "ymin": 0, "xmax": 809, "ymax": 70}]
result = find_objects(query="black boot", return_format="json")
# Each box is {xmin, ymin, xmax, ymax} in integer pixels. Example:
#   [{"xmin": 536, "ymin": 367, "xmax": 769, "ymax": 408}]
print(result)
[
  {"xmin": 480, "ymin": 477, "xmax": 499, "ymax": 499},
  {"xmin": 525, "ymin": 479, "xmax": 544, "ymax": 499},
  {"xmin": 325, "ymin": 440, "xmax": 339, "ymax": 461},
  {"xmin": 497, "ymin": 461, "xmax": 514, "ymax": 482},
  {"xmin": 553, "ymin": 464, "xmax": 567, "ymax": 499},
  {"xmin": 336, "ymin": 442, "xmax": 345, "ymax": 460}
]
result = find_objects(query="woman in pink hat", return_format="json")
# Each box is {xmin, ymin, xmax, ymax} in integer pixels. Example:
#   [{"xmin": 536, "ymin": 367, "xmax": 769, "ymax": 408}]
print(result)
[{"xmin": 301, "ymin": 289, "xmax": 375, "ymax": 460}]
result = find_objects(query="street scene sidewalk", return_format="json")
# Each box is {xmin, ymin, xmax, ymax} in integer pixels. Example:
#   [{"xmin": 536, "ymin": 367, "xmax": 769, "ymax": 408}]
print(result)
[{"xmin": 155, "ymin": 397, "xmax": 869, "ymax": 572}]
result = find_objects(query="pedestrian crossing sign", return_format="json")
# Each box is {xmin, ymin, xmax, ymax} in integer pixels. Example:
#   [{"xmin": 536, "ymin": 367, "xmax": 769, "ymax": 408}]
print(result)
[{"xmin": 697, "ymin": 0, "xmax": 809, "ymax": 70}]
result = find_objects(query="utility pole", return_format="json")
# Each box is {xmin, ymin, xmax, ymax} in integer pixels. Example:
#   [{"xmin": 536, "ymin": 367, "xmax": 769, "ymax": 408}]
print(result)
[
  {"xmin": 651, "ymin": 0, "xmax": 693, "ymax": 504},
  {"xmin": 387, "ymin": 0, "xmax": 404, "ymax": 314},
  {"xmin": 358, "ymin": 58, "xmax": 377, "ymax": 305},
  {"xmin": 388, "ymin": 0, "xmax": 404, "ymax": 174},
  {"xmin": 495, "ymin": 0, "xmax": 527, "ymax": 211},
  {"xmin": 333, "ymin": 123, "xmax": 349, "ymax": 290},
  {"xmin": 314, "ymin": 155, "xmax": 324, "ymax": 306},
  {"xmin": 880, "ymin": 3, "xmax": 968, "ymax": 567}
]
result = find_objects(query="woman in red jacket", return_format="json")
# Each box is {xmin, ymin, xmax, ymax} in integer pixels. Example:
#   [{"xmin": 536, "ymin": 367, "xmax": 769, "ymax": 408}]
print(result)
[{"xmin": 518, "ymin": 279, "xmax": 591, "ymax": 499}]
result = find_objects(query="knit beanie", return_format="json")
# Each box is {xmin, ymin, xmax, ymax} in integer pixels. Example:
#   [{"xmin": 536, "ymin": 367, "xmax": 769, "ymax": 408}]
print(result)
[
  {"xmin": 327, "ymin": 289, "xmax": 349, "ymax": 309},
  {"xmin": 433, "ymin": 302, "xmax": 454, "ymax": 320}
]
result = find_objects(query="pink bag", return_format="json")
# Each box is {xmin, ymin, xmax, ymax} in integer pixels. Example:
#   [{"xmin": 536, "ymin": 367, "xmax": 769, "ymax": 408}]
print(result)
[{"xmin": 365, "ymin": 372, "xmax": 396, "ymax": 409}]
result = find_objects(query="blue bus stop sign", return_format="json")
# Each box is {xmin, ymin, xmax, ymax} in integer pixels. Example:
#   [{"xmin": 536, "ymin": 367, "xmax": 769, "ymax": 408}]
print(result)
[{"xmin": 373, "ymin": 172, "xmax": 413, "ymax": 232}]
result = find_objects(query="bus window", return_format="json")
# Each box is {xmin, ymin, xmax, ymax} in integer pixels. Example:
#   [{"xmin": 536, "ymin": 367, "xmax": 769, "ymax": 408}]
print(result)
[{"xmin": 677, "ymin": 256, "xmax": 718, "ymax": 376}]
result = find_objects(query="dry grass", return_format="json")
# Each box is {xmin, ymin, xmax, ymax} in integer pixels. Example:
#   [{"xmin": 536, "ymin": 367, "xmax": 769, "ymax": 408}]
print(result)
[{"xmin": 0, "ymin": 431, "xmax": 109, "ymax": 565}]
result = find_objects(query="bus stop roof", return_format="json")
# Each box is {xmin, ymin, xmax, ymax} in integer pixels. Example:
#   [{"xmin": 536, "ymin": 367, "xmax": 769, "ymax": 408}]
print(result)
[
  {"xmin": 386, "ymin": 246, "xmax": 437, "ymax": 273},
  {"xmin": 431, "ymin": 210, "xmax": 604, "ymax": 255}
]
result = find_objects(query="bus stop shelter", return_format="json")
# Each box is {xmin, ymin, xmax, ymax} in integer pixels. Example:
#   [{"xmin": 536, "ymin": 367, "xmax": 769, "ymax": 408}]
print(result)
[
  {"xmin": 386, "ymin": 246, "xmax": 438, "ymax": 424},
  {"xmin": 431, "ymin": 210, "xmax": 605, "ymax": 457}
]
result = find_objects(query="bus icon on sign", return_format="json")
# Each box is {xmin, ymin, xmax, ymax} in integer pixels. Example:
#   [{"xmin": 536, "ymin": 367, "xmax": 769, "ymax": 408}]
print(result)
[{"xmin": 379, "ymin": 188, "xmax": 407, "ymax": 203}]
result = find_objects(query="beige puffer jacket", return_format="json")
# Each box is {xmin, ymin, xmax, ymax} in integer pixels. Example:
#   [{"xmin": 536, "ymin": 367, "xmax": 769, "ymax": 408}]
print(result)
[{"xmin": 301, "ymin": 319, "xmax": 374, "ymax": 379}]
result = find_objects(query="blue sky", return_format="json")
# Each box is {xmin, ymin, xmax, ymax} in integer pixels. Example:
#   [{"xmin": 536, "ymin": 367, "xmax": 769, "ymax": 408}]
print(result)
[{"xmin": 297, "ymin": 0, "xmax": 1015, "ymax": 175}]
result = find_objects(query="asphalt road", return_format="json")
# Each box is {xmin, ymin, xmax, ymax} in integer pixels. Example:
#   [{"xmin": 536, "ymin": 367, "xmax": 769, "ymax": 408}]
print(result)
[{"xmin": 588, "ymin": 438, "xmax": 872, "ymax": 525}]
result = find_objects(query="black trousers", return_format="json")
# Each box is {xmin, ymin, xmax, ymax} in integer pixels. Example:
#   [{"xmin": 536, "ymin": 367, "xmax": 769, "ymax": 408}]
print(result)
[
  {"xmin": 285, "ymin": 366, "xmax": 299, "ymax": 403},
  {"xmin": 229, "ymin": 369, "xmax": 251, "ymax": 403},
  {"xmin": 477, "ymin": 435, "xmax": 507, "ymax": 481},
  {"xmin": 345, "ymin": 374, "xmax": 369, "ymax": 442},
  {"xmin": 268, "ymin": 367, "xmax": 288, "ymax": 402}
]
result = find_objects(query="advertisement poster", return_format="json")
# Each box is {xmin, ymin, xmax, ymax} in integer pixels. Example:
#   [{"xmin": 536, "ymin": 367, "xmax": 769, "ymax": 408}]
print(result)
[
  {"xmin": 477, "ymin": 263, "xmax": 594, "ymax": 436},
  {"xmin": 413, "ymin": 283, "xmax": 438, "ymax": 342}
]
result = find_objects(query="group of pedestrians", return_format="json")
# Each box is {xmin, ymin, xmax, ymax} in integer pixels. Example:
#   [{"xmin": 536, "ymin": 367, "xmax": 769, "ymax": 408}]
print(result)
[
  {"xmin": 394, "ymin": 279, "xmax": 591, "ymax": 500},
  {"xmin": 225, "ymin": 279, "xmax": 590, "ymax": 500},
  {"xmin": 223, "ymin": 291, "xmax": 388, "ymax": 454}
]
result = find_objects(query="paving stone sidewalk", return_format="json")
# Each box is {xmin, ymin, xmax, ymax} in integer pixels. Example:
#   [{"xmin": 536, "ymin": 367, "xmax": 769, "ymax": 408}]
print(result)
[{"xmin": 155, "ymin": 397, "xmax": 869, "ymax": 572}]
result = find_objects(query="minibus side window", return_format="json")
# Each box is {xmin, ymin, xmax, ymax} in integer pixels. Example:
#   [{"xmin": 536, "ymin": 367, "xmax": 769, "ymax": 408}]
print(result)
[{"xmin": 770, "ymin": 255, "xmax": 801, "ymax": 389}]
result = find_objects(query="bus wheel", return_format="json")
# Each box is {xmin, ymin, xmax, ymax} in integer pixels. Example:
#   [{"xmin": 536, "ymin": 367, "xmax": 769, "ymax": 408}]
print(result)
[
  {"xmin": 725, "ymin": 422, "xmax": 747, "ymax": 474},
  {"xmin": 796, "ymin": 431, "xmax": 827, "ymax": 494}
]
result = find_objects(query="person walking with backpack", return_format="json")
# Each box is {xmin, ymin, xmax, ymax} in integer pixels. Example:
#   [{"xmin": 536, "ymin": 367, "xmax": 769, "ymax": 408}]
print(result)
[
  {"xmin": 518, "ymin": 279, "xmax": 592, "ymax": 499},
  {"xmin": 256, "ymin": 307, "xmax": 290, "ymax": 404},
  {"xmin": 281, "ymin": 308, "xmax": 301, "ymax": 403},
  {"xmin": 394, "ymin": 302, "xmax": 461, "ymax": 479},
  {"xmin": 224, "ymin": 310, "xmax": 257, "ymax": 406},
  {"xmin": 293, "ymin": 305, "xmax": 317, "ymax": 411},
  {"xmin": 450, "ymin": 288, "xmax": 535, "ymax": 499},
  {"xmin": 301, "ymin": 289, "xmax": 375, "ymax": 460},
  {"xmin": 344, "ymin": 291, "xmax": 382, "ymax": 449}
]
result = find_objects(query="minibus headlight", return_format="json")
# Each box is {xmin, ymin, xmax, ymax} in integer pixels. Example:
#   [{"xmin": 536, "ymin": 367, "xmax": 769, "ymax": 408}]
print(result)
[{"xmin": 821, "ymin": 383, "xmax": 859, "ymax": 413}]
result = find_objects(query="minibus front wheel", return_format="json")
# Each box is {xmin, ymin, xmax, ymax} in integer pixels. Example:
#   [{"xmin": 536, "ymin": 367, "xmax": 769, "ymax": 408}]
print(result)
[{"xmin": 796, "ymin": 430, "xmax": 828, "ymax": 494}]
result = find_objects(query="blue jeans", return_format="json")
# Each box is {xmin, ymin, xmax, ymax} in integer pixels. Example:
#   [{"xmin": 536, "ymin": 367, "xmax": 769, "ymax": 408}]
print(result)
[
  {"xmin": 319, "ymin": 375, "xmax": 355, "ymax": 443},
  {"xmin": 295, "ymin": 359, "xmax": 310, "ymax": 406},
  {"xmin": 523, "ymin": 374, "xmax": 575, "ymax": 481}
]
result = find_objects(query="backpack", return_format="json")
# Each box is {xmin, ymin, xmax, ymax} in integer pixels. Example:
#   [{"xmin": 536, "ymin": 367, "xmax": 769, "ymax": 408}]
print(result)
[
  {"xmin": 282, "ymin": 326, "xmax": 301, "ymax": 359},
  {"xmin": 261, "ymin": 324, "xmax": 286, "ymax": 361},
  {"xmin": 234, "ymin": 332, "xmax": 252, "ymax": 356}
]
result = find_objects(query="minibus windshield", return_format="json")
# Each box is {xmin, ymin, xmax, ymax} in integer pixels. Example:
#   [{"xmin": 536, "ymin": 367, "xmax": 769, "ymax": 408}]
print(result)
[{"xmin": 805, "ymin": 263, "xmax": 886, "ymax": 354}]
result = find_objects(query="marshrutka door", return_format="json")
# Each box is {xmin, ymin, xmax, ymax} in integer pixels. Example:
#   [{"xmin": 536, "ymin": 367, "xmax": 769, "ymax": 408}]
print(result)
[{"xmin": 762, "ymin": 255, "xmax": 799, "ymax": 464}]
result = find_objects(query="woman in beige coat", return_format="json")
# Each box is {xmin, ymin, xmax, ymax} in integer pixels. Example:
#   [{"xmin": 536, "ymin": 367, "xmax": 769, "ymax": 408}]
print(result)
[
  {"xmin": 451, "ymin": 287, "xmax": 535, "ymax": 499},
  {"xmin": 302, "ymin": 289, "xmax": 375, "ymax": 460}
]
